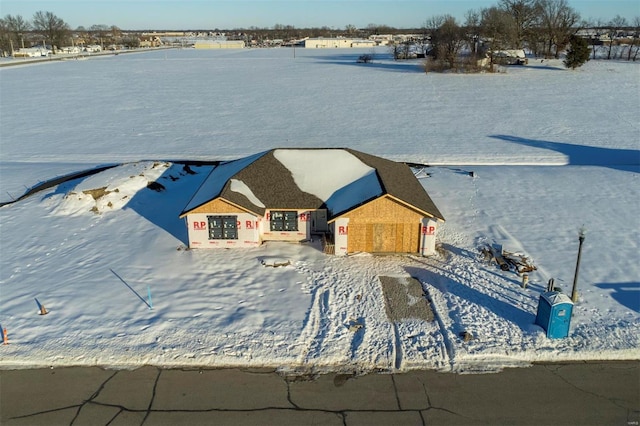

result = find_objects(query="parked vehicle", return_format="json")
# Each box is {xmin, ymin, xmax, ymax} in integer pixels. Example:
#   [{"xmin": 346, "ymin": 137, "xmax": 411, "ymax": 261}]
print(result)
[{"xmin": 492, "ymin": 49, "xmax": 528, "ymax": 65}]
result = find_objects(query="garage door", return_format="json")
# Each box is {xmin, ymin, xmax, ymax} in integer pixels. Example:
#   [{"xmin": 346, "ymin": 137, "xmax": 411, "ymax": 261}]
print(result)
[
  {"xmin": 373, "ymin": 223, "xmax": 397, "ymax": 252},
  {"xmin": 348, "ymin": 223, "xmax": 418, "ymax": 253}
]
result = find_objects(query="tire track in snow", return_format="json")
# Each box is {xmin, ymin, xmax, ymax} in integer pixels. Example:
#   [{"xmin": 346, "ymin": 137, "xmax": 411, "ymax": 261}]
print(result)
[
  {"xmin": 293, "ymin": 262, "xmax": 337, "ymax": 365},
  {"xmin": 407, "ymin": 255, "xmax": 455, "ymax": 369},
  {"xmin": 392, "ymin": 323, "xmax": 403, "ymax": 370},
  {"xmin": 411, "ymin": 243, "xmax": 540, "ymax": 372}
]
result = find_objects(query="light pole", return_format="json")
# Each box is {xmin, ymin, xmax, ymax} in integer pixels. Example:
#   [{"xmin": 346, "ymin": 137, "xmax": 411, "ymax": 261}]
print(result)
[{"xmin": 571, "ymin": 226, "xmax": 586, "ymax": 302}]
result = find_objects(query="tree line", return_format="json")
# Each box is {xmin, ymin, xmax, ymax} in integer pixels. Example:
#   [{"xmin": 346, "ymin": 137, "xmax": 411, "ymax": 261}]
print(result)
[
  {"xmin": 0, "ymin": 12, "xmax": 140, "ymax": 54},
  {"xmin": 1, "ymin": 0, "xmax": 638, "ymax": 62},
  {"xmin": 415, "ymin": 0, "xmax": 639, "ymax": 71}
]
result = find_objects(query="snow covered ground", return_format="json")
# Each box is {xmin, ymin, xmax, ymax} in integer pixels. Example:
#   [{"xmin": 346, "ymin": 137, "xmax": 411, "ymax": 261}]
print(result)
[{"xmin": 0, "ymin": 48, "xmax": 638, "ymax": 373}]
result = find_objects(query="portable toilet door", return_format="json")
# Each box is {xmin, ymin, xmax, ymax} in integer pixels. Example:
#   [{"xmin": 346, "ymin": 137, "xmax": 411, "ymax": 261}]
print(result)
[{"xmin": 535, "ymin": 291, "xmax": 574, "ymax": 338}]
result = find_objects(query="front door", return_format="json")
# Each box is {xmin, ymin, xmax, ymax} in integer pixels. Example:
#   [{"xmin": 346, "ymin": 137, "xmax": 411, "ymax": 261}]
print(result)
[{"xmin": 311, "ymin": 210, "xmax": 328, "ymax": 232}]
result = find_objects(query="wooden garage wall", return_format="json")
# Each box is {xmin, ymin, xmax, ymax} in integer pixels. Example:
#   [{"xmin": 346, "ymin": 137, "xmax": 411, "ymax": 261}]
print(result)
[
  {"xmin": 344, "ymin": 196, "xmax": 423, "ymax": 253},
  {"xmin": 185, "ymin": 198, "xmax": 249, "ymax": 215}
]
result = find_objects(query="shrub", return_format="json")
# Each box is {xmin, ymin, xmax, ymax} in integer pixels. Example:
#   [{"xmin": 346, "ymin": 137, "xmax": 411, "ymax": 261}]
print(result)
[
  {"xmin": 357, "ymin": 54, "xmax": 373, "ymax": 63},
  {"xmin": 564, "ymin": 35, "xmax": 590, "ymax": 69}
]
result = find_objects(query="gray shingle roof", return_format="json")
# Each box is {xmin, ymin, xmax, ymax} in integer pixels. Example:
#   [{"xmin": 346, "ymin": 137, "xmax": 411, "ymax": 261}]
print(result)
[
  {"xmin": 181, "ymin": 148, "xmax": 444, "ymax": 221},
  {"xmin": 345, "ymin": 149, "xmax": 444, "ymax": 221}
]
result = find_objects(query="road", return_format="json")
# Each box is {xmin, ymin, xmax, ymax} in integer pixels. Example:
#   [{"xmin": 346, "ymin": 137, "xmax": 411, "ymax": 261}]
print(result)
[{"xmin": 1, "ymin": 361, "xmax": 638, "ymax": 425}]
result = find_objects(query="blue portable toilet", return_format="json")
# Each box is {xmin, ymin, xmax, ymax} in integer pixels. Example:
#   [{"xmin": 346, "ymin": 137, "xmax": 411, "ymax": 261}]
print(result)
[{"xmin": 535, "ymin": 291, "xmax": 574, "ymax": 338}]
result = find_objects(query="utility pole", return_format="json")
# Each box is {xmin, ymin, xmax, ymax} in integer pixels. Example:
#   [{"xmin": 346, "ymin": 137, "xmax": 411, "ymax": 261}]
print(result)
[{"xmin": 571, "ymin": 227, "xmax": 586, "ymax": 302}]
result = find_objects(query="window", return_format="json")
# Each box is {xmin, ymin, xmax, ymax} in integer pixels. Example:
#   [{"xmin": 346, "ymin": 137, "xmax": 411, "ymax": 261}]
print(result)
[
  {"xmin": 208, "ymin": 215, "xmax": 238, "ymax": 240},
  {"xmin": 270, "ymin": 211, "xmax": 298, "ymax": 232}
]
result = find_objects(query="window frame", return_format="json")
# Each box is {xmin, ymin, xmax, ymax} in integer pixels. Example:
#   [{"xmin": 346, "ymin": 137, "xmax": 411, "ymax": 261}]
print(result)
[
  {"xmin": 270, "ymin": 210, "xmax": 298, "ymax": 232},
  {"xmin": 207, "ymin": 215, "xmax": 238, "ymax": 240}
]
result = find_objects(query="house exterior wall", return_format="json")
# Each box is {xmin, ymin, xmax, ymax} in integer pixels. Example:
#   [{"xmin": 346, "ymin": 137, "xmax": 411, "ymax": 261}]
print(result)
[
  {"xmin": 336, "ymin": 196, "xmax": 428, "ymax": 254},
  {"xmin": 260, "ymin": 209, "xmax": 313, "ymax": 242},
  {"xmin": 186, "ymin": 201, "xmax": 327, "ymax": 248},
  {"xmin": 186, "ymin": 212, "xmax": 260, "ymax": 248},
  {"xmin": 333, "ymin": 218, "xmax": 349, "ymax": 255},
  {"xmin": 186, "ymin": 198, "xmax": 244, "ymax": 215},
  {"xmin": 419, "ymin": 218, "xmax": 439, "ymax": 256},
  {"xmin": 185, "ymin": 198, "xmax": 260, "ymax": 248},
  {"xmin": 184, "ymin": 196, "xmax": 439, "ymax": 255}
]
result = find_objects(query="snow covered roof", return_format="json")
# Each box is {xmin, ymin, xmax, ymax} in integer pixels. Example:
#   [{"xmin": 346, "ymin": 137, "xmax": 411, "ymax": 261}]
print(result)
[
  {"xmin": 181, "ymin": 150, "xmax": 269, "ymax": 213},
  {"xmin": 180, "ymin": 148, "xmax": 444, "ymax": 221}
]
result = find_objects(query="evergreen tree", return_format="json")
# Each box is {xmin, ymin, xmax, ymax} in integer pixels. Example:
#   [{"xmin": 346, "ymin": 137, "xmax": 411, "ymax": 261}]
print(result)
[{"xmin": 563, "ymin": 35, "xmax": 590, "ymax": 69}]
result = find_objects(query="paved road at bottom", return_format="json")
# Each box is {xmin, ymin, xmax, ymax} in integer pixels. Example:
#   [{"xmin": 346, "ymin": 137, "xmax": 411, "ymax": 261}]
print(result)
[{"xmin": 1, "ymin": 361, "xmax": 638, "ymax": 425}]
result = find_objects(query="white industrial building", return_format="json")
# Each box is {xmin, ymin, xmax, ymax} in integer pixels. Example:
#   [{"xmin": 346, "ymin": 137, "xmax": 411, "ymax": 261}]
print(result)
[
  {"xmin": 303, "ymin": 38, "xmax": 376, "ymax": 49},
  {"xmin": 194, "ymin": 40, "xmax": 245, "ymax": 49}
]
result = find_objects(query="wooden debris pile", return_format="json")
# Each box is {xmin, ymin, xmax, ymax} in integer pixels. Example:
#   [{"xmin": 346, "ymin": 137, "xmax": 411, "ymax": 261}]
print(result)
[
  {"xmin": 503, "ymin": 250, "xmax": 537, "ymax": 274},
  {"xmin": 480, "ymin": 244, "xmax": 537, "ymax": 274}
]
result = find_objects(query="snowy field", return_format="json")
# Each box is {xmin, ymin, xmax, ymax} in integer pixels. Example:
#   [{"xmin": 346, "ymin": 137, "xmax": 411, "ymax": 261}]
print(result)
[{"xmin": 0, "ymin": 48, "xmax": 638, "ymax": 373}]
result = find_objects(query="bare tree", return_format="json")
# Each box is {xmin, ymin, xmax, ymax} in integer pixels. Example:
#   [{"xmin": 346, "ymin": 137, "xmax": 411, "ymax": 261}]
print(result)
[
  {"xmin": 427, "ymin": 15, "xmax": 466, "ymax": 69},
  {"xmin": 32, "ymin": 10, "xmax": 70, "ymax": 52},
  {"xmin": 535, "ymin": 0, "xmax": 581, "ymax": 58},
  {"xmin": 412, "ymin": 20, "xmax": 432, "ymax": 57},
  {"xmin": 480, "ymin": 7, "xmax": 518, "ymax": 71},
  {"xmin": 89, "ymin": 24, "xmax": 111, "ymax": 47},
  {"xmin": 111, "ymin": 25, "xmax": 122, "ymax": 42},
  {"xmin": 607, "ymin": 15, "xmax": 628, "ymax": 59},
  {"xmin": 498, "ymin": 0, "xmax": 539, "ymax": 48},
  {"xmin": 629, "ymin": 17, "xmax": 640, "ymax": 61},
  {"xmin": 389, "ymin": 41, "xmax": 402, "ymax": 60},
  {"xmin": 366, "ymin": 23, "xmax": 395, "ymax": 36},
  {"xmin": 0, "ymin": 14, "xmax": 31, "ymax": 55},
  {"xmin": 4, "ymin": 14, "xmax": 30, "ymax": 44},
  {"xmin": 586, "ymin": 18, "xmax": 606, "ymax": 59},
  {"xmin": 464, "ymin": 9, "xmax": 482, "ymax": 56},
  {"xmin": 344, "ymin": 24, "xmax": 357, "ymax": 35},
  {"xmin": 0, "ymin": 18, "xmax": 8, "ymax": 55}
]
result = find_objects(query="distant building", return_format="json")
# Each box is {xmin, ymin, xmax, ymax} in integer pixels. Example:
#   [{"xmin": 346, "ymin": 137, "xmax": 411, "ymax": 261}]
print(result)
[
  {"xmin": 194, "ymin": 40, "xmax": 245, "ymax": 49},
  {"xmin": 369, "ymin": 34, "xmax": 394, "ymax": 46},
  {"xmin": 303, "ymin": 38, "xmax": 376, "ymax": 48},
  {"xmin": 59, "ymin": 46, "xmax": 82, "ymax": 54},
  {"xmin": 140, "ymin": 36, "xmax": 162, "ymax": 48},
  {"xmin": 85, "ymin": 45, "xmax": 102, "ymax": 53},
  {"xmin": 13, "ymin": 47, "xmax": 50, "ymax": 58},
  {"xmin": 142, "ymin": 31, "xmax": 187, "ymax": 38}
]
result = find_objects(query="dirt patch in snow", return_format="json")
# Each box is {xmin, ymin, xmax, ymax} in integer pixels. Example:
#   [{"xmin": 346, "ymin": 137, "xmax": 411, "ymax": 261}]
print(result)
[
  {"xmin": 82, "ymin": 186, "xmax": 111, "ymax": 199},
  {"xmin": 379, "ymin": 276, "xmax": 434, "ymax": 322}
]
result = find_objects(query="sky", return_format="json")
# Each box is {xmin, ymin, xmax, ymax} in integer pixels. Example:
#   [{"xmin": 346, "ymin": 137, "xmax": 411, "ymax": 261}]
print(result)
[{"xmin": 1, "ymin": 0, "xmax": 639, "ymax": 30}]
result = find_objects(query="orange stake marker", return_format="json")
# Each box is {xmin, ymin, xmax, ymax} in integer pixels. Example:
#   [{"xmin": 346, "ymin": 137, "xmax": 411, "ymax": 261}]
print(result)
[
  {"xmin": 39, "ymin": 304, "xmax": 48, "ymax": 315},
  {"xmin": 3, "ymin": 328, "xmax": 8, "ymax": 345}
]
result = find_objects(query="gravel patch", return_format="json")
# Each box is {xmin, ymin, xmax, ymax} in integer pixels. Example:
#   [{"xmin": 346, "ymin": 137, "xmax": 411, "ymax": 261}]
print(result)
[{"xmin": 379, "ymin": 276, "xmax": 434, "ymax": 322}]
